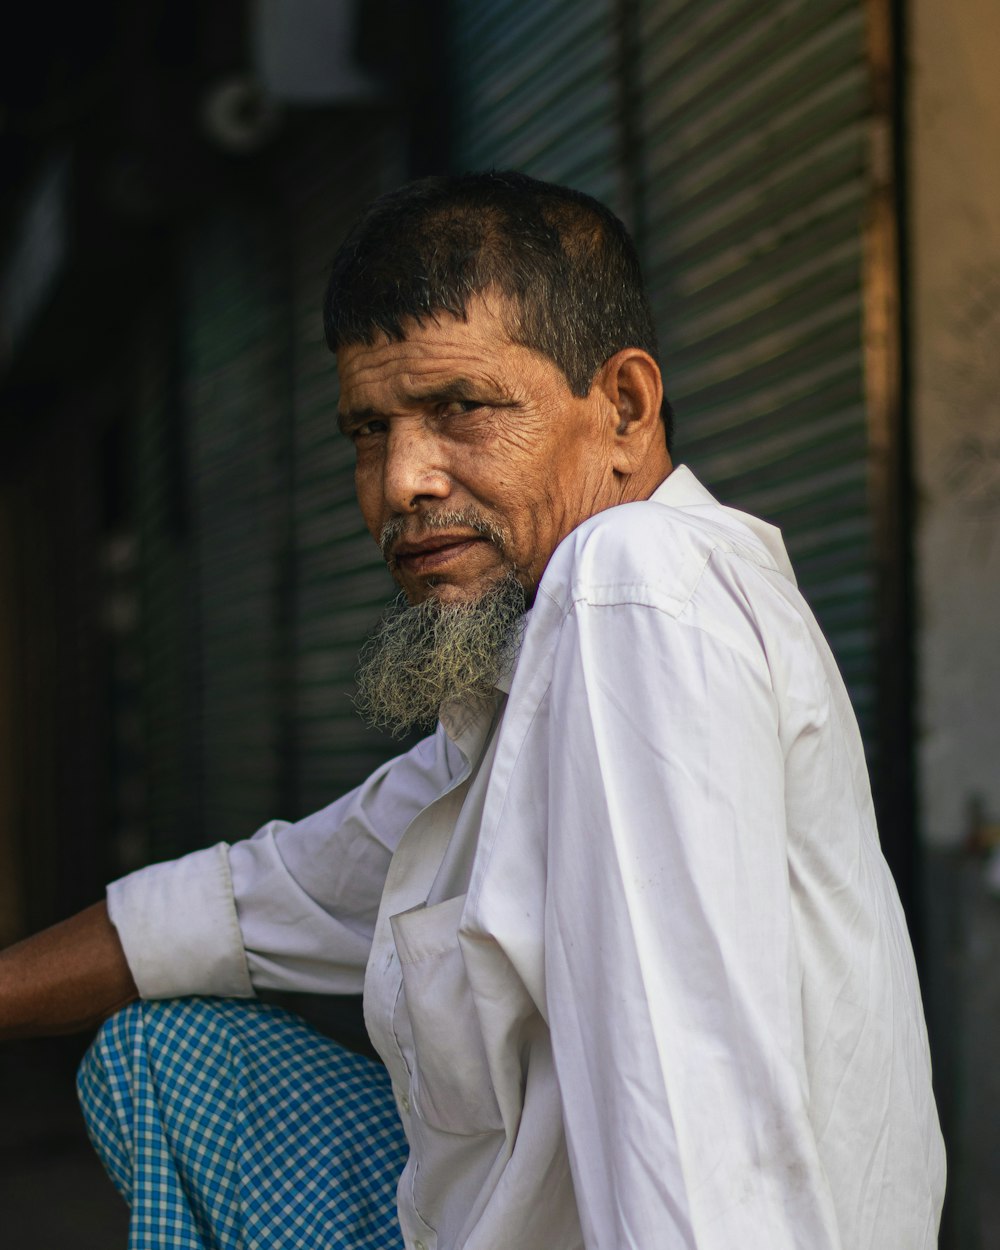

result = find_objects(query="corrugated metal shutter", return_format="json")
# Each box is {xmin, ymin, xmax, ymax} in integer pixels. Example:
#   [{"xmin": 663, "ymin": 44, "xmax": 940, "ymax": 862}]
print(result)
[
  {"xmin": 452, "ymin": 0, "xmax": 625, "ymax": 212},
  {"xmin": 133, "ymin": 299, "xmax": 202, "ymax": 862},
  {"xmin": 135, "ymin": 201, "xmax": 289, "ymax": 857},
  {"xmin": 135, "ymin": 123, "xmax": 402, "ymax": 859},
  {"xmin": 638, "ymin": 0, "xmax": 877, "ymax": 753},
  {"xmin": 452, "ymin": 0, "xmax": 877, "ymax": 761},
  {"xmin": 280, "ymin": 119, "xmax": 402, "ymax": 817},
  {"xmin": 178, "ymin": 204, "xmax": 288, "ymax": 844}
]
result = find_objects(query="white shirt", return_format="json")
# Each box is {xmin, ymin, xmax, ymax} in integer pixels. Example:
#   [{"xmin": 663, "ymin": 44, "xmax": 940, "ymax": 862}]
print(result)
[{"xmin": 109, "ymin": 466, "xmax": 945, "ymax": 1250}]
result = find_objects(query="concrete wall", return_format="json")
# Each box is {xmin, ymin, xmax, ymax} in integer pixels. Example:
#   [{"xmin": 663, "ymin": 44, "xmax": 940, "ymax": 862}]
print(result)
[
  {"xmin": 911, "ymin": 0, "xmax": 1000, "ymax": 848},
  {"xmin": 911, "ymin": 7, "xmax": 1000, "ymax": 1243}
]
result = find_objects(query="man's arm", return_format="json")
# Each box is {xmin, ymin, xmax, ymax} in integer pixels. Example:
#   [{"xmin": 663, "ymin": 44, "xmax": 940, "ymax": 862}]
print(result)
[
  {"xmin": 542, "ymin": 587, "xmax": 844, "ymax": 1250},
  {"xmin": 0, "ymin": 901, "xmax": 138, "ymax": 1040},
  {"xmin": 0, "ymin": 725, "xmax": 457, "ymax": 1040}
]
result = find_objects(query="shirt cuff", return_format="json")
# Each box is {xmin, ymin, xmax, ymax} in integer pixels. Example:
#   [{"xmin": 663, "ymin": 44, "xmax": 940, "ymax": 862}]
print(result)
[{"xmin": 106, "ymin": 843, "xmax": 254, "ymax": 1000}]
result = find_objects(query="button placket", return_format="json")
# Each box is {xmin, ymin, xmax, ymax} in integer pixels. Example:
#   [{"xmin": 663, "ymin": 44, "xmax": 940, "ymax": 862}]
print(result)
[{"xmin": 364, "ymin": 774, "xmax": 473, "ymax": 1083}]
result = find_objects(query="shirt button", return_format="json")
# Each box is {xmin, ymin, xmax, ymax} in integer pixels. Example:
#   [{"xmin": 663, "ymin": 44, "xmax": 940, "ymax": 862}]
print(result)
[
  {"xmin": 415, "ymin": 1241, "xmax": 427, "ymax": 1250},
  {"xmin": 400, "ymin": 1092, "xmax": 410, "ymax": 1114}
]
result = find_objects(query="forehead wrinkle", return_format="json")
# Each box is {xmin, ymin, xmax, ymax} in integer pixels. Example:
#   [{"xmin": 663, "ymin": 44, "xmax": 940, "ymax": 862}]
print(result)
[{"xmin": 343, "ymin": 353, "xmax": 526, "ymax": 407}]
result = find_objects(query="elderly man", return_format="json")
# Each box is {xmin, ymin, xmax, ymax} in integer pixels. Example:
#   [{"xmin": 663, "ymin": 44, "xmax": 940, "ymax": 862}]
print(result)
[{"xmin": 1, "ymin": 172, "xmax": 943, "ymax": 1249}]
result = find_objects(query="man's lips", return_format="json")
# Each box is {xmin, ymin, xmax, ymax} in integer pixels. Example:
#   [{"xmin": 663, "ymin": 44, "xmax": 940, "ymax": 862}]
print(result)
[{"xmin": 391, "ymin": 533, "xmax": 490, "ymax": 573}]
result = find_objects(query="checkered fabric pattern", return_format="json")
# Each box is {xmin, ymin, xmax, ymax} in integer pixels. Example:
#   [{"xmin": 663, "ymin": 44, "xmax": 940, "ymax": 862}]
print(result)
[{"xmin": 77, "ymin": 997, "xmax": 408, "ymax": 1249}]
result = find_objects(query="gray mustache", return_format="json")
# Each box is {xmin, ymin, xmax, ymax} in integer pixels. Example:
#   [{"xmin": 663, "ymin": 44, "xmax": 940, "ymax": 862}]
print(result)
[{"xmin": 379, "ymin": 510, "xmax": 510, "ymax": 563}]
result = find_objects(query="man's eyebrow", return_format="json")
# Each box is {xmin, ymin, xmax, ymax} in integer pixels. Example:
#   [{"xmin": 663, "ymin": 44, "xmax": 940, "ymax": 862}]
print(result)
[
  {"xmin": 336, "ymin": 378, "xmax": 517, "ymax": 434},
  {"xmin": 337, "ymin": 405, "xmax": 375, "ymax": 435}
]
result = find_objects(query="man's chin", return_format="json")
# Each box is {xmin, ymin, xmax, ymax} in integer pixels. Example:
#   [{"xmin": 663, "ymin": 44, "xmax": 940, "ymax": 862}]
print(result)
[
  {"xmin": 404, "ymin": 581, "xmax": 469, "ymax": 607},
  {"xmin": 401, "ymin": 572, "xmax": 530, "ymax": 608}
]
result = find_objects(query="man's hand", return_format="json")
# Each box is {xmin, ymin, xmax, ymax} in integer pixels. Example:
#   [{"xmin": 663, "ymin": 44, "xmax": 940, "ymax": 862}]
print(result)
[{"xmin": 0, "ymin": 901, "xmax": 138, "ymax": 1040}]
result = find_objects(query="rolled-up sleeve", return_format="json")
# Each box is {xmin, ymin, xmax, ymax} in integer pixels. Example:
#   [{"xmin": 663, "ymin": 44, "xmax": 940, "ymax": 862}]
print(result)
[
  {"xmin": 108, "ymin": 726, "xmax": 460, "ymax": 1000},
  {"xmin": 108, "ymin": 842, "xmax": 252, "ymax": 999}
]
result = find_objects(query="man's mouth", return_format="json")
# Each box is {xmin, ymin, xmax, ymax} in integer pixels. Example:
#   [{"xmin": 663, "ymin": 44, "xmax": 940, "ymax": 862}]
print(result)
[{"xmin": 390, "ymin": 533, "xmax": 490, "ymax": 575}]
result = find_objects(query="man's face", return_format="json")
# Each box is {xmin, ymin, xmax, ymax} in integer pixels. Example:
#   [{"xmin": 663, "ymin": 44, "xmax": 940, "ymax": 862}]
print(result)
[{"xmin": 337, "ymin": 293, "xmax": 620, "ymax": 605}]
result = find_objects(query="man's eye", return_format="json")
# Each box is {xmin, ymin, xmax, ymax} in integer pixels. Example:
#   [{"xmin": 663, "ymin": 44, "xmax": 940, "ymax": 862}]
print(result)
[
  {"xmin": 354, "ymin": 419, "xmax": 388, "ymax": 438},
  {"xmin": 441, "ymin": 400, "xmax": 481, "ymax": 418}
]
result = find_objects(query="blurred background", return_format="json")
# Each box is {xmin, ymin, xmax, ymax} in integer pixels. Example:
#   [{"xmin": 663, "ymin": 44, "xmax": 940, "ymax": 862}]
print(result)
[{"xmin": 0, "ymin": 0, "xmax": 997, "ymax": 1244}]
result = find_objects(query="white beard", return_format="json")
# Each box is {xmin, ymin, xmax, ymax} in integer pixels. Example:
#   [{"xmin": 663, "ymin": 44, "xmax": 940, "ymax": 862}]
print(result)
[{"xmin": 353, "ymin": 570, "xmax": 527, "ymax": 737}]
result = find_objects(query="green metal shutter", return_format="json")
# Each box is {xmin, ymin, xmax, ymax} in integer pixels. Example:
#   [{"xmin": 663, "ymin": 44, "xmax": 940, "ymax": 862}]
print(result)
[
  {"xmin": 135, "ymin": 206, "xmax": 288, "ymax": 861},
  {"xmin": 136, "ymin": 124, "xmax": 403, "ymax": 857},
  {"xmin": 454, "ymin": 0, "xmax": 878, "ymax": 760},
  {"xmin": 133, "ymin": 299, "xmax": 203, "ymax": 862},
  {"xmin": 281, "ymin": 120, "xmax": 401, "ymax": 817},
  {"xmin": 177, "ymin": 204, "xmax": 288, "ymax": 846},
  {"xmin": 452, "ymin": 0, "xmax": 624, "ymax": 212},
  {"xmin": 638, "ymin": 0, "xmax": 877, "ymax": 753}
]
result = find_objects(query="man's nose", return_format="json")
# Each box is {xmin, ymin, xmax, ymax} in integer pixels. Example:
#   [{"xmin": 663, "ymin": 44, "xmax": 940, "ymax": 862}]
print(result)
[{"xmin": 382, "ymin": 424, "xmax": 451, "ymax": 513}]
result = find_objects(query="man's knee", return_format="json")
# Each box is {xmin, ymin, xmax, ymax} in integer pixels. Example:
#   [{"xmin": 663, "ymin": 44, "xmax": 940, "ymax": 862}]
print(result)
[
  {"xmin": 77, "ymin": 998, "xmax": 256, "ymax": 1126},
  {"xmin": 78, "ymin": 998, "xmax": 264, "ymax": 1192}
]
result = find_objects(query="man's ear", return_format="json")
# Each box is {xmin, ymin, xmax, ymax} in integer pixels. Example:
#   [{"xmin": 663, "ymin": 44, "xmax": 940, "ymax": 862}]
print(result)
[{"xmin": 595, "ymin": 349, "xmax": 667, "ymax": 476}]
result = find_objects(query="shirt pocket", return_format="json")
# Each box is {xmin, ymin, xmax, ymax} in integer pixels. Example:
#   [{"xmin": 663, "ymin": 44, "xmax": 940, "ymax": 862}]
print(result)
[{"xmin": 390, "ymin": 893, "xmax": 504, "ymax": 1136}]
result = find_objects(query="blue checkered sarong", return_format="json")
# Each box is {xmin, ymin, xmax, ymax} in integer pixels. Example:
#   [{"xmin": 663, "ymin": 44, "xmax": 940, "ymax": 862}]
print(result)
[{"xmin": 77, "ymin": 997, "xmax": 407, "ymax": 1249}]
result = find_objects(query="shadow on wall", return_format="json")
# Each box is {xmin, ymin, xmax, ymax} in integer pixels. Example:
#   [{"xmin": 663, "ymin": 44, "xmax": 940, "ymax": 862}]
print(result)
[{"xmin": 0, "ymin": 1036, "xmax": 128, "ymax": 1248}]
